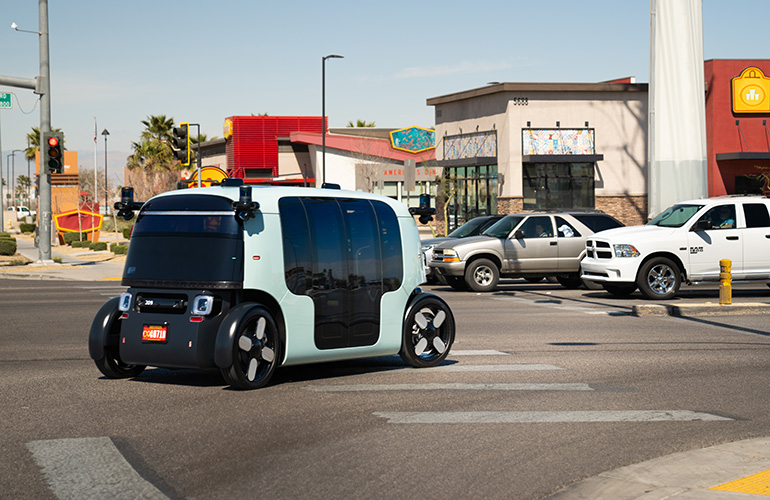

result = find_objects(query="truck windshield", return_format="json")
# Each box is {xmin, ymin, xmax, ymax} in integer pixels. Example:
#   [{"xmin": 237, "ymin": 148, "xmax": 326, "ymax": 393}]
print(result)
[
  {"xmin": 482, "ymin": 216, "xmax": 524, "ymax": 238},
  {"xmin": 648, "ymin": 204, "xmax": 704, "ymax": 228},
  {"xmin": 122, "ymin": 194, "xmax": 244, "ymax": 288}
]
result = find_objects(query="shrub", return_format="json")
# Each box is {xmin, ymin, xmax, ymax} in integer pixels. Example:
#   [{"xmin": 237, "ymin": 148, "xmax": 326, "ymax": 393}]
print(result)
[
  {"xmin": 122, "ymin": 226, "xmax": 133, "ymax": 239},
  {"xmin": 90, "ymin": 241, "xmax": 108, "ymax": 251},
  {"xmin": 71, "ymin": 240, "xmax": 90, "ymax": 248},
  {"xmin": 0, "ymin": 238, "xmax": 16, "ymax": 256},
  {"xmin": 19, "ymin": 223, "xmax": 36, "ymax": 233},
  {"xmin": 63, "ymin": 232, "xmax": 88, "ymax": 245},
  {"xmin": 111, "ymin": 243, "xmax": 129, "ymax": 255},
  {"xmin": 0, "ymin": 232, "xmax": 10, "ymax": 238}
]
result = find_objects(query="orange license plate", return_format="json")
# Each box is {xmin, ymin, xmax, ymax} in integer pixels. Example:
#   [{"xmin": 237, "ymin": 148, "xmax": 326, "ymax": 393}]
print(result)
[{"xmin": 142, "ymin": 324, "xmax": 167, "ymax": 342}]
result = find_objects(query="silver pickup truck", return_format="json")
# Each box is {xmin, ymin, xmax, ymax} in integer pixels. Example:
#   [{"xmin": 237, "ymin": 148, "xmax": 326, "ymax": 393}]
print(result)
[{"xmin": 429, "ymin": 210, "xmax": 623, "ymax": 292}]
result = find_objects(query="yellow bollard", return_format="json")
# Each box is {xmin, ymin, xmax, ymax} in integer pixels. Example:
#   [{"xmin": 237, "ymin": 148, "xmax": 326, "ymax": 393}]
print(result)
[{"xmin": 719, "ymin": 259, "xmax": 732, "ymax": 305}]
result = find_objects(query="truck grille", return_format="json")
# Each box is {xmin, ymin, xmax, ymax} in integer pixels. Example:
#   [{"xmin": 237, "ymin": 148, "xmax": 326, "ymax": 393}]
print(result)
[{"xmin": 585, "ymin": 240, "xmax": 613, "ymax": 260}]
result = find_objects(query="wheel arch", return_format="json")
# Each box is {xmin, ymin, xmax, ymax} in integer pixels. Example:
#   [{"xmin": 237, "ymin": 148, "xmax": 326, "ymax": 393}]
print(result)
[
  {"xmin": 214, "ymin": 295, "xmax": 285, "ymax": 370},
  {"xmin": 465, "ymin": 252, "xmax": 502, "ymax": 272},
  {"xmin": 88, "ymin": 296, "xmax": 121, "ymax": 361},
  {"xmin": 637, "ymin": 251, "xmax": 687, "ymax": 281}
]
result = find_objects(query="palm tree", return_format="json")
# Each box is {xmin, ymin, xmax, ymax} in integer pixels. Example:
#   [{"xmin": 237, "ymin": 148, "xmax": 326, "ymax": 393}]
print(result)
[
  {"xmin": 347, "ymin": 119, "xmax": 376, "ymax": 127},
  {"xmin": 140, "ymin": 115, "xmax": 175, "ymax": 143},
  {"xmin": 24, "ymin": 126, "xmax": 64, "ymax": 161}
]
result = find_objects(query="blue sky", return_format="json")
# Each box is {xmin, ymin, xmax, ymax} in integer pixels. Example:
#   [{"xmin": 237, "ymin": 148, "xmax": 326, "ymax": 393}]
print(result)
[{"xmin": 1, "ymin": 0, "xmax": 768, "ymax": 177}]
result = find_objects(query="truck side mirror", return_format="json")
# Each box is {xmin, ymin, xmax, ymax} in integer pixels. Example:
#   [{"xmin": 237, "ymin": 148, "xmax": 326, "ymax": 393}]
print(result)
[
  {"xmin": 513, "ymin": 229, "xmax": 525, "ymax": 239},
  {"xmin": 690, "ymin": 219, "xmax": 712, "ymax": 232}
]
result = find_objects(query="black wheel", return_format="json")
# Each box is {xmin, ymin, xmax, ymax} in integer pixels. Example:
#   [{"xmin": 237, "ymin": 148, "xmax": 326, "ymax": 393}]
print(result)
[
  {"xmin": 400, "ymin": 295, "xmax": 455, "ymax": 368},
  {"xmin": 602, "ymin": 283, "xmax": 637, "ymax": 297},
  {"xmin": 637, "ymin": 257, "xmax": 681, "ymax": 300},
  {"xmin": 95, "ymin": 346, "xmax": 146, "ymax": 379},
  {"xmin": 446, "ymin": 276, "xmax": 469, "ymax": 291},
  {"xmin": 221, "ymin": 306, "xmax": 280, "ymax": 390},
  {"xmin": 556, "ymin": 274, "xmax": 583, "ymax": 289},
  {"xmin": 464, "ymin": 258, "xmax": 499, "ymax": 292}
]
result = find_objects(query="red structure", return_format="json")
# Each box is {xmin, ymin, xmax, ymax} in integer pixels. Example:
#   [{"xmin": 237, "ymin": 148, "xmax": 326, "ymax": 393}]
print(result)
[
  {"xmin": 705, "ymin": 59, "xmax": 770, "ymax": 195},
  {"xmin": 224, "ymin": 116, "xmax": 323, "ymax": 183}
]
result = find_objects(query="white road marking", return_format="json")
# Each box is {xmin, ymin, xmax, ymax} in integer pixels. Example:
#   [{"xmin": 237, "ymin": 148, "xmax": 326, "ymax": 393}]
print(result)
[
  {"xmin": 306, "ymin": 382, "xmax": 591, "ymax": 392},
  {"xmin": 373, "ymin": 410, "xmax": 733, "ymax": 424},
  {"xmin": 412, "ymin": 363, "xmax": 562, "ymax": 372},
  {"xmin": 449, "ymin": 350, "xmax": 510, "ymax": 356},
  {"xmin": 26, "ymin": 437, "xmax": 169, "ymax": 500}
]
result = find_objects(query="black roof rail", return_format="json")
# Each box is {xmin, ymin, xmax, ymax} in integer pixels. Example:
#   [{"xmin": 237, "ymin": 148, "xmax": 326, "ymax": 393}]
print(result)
[{"xmin": 322, "ymin": 183, "xmax": 341, "ymax": 189}]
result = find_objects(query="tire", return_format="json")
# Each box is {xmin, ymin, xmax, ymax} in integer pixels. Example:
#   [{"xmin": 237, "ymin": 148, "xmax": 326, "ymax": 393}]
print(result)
[
  {"xmin": 556, "ymin": 274, "xmax": 583, "ymax": 289},
  {"xmin": 602, "ymin": 283, "xmax": 637, "ymax": 297},
  {"xmin": 90, "ymin": 299, "xmax": 146, "ymax": 379},
  {"xmin": 446, "ymin": 276, "xmax": 469, "ymax": 291},
  {"xmin": 400, "ymin": 295, "xmax": 455, "ymax": 368},
  {"xmin": 220, "ymin": 305, "xmax": 281, "ymax": 390},
  {"xmin": 95, "ymin": 346, "xmax": 146, "ymax": 379},
  {"xmin": 464, "ymin": 258, "xmax": 499, "ymax": 292},
  {"xmin": 636, "ymin": 257, "xmax": 681, "ymax": 300}
]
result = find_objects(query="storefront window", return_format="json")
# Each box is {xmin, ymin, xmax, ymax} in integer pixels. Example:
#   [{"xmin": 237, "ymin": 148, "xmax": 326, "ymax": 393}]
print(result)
[
  {"xmin": 443, "ymin": 165, "xmax": 498, "ymax": 231},
  {"xmin": 523, "ymin": 162, "xmax": 595, "ymax": 210}
]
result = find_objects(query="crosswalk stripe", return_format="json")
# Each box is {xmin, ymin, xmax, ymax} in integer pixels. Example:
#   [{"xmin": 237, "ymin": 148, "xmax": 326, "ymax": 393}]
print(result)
[
  {"xmin": 306, "ymin": 382, "xmax": 591, "ymax": 392},
  {"xmin": 449, "ymin": 350, "xmax": 510, "ymax": 356},
  {"xmin": 373, "ymin": 410, "xmax": 733, "ymax": 424},
  {"xmin": 26, "ymin": 437, "xmax": 169, "ymax": 500}
]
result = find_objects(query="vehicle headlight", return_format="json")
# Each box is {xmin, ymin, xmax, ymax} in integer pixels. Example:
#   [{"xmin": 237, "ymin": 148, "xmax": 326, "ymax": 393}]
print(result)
[
  {"xmin": 192, "ymin": 295, "xmax": 214, "ymax": 316},
  {"xmin": 441, "ymin": 249, "xmax": 460, "ymax": 262},
  {"xmin": 613, "ymin": 244, "xmax": 640, "ymax": 258},
  {"xmin": 118, "ymin": 292, "xmax": 132, "ymax": 312}
]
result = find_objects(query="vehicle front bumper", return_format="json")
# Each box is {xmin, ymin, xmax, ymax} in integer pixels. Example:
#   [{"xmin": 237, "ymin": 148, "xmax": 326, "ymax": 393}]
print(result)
[
  {"xmin": 429, "ymin": 260, "xmax": 466, "ymax": 278},
  {"xmin": 580, "ymin": 256, "xmax": 642, "ymax": 284}
]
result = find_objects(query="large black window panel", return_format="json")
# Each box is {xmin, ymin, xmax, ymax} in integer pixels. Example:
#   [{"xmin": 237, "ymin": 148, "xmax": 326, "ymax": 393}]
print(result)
[
  {"xmin": 123, "ymin": 195, "xmax": 243, "ymax": 288},
  {"xmin": 278, "ymin": 197, "xmax": 403, "ymax": 350},
  {"xmin": 743, "ymin": 203, "xmax": 770, "ymax": 228}
]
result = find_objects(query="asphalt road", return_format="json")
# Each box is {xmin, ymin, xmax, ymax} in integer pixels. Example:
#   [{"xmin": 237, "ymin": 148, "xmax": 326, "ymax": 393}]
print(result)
[{"xmin": 1, "ymin": 279, "xmax": 769, "ymax": 499}]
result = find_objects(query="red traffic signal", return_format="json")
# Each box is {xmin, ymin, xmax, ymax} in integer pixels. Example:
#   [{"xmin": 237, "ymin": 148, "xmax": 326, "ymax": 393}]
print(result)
[{"xmin": 45, "ymin": 132, "xmax": 64, "ymax": 174}]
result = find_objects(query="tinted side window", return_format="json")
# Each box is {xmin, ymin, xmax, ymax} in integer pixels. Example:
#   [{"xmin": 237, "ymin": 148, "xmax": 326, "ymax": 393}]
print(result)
[
  {"xmin": 743, "ymin": 203, "xmax": 770, "ymax": 228},
  {"xmin": 573, "ymin": 214, "xmax": 623, "ymax": 233},
  {"xmin": 373, "ymin": 200, "xmax": 403, "ymax": 291},
  {"xmin": 279, "ymin": 197, "xmax": 312, "ymax": 295},
  {"xmin": 520, "ymin": 216, "xmax": 553, "ymax": 238}
]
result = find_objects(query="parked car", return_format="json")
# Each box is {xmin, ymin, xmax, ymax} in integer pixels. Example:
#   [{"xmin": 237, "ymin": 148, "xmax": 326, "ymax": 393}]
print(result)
[
  {"xmin": 421, "ymin": 215, "xmax": 504, "ymax": 282},
  {"xmin": 430, "ymin": 210, "xmax": 624, "ymax": 292},
  {"xmin": 89, "ymin": 181, "xmax": 456, "ymax": 390},
  {"xmin": 15, "ymin": 206, "xmax": 36, "ymax": 221},
  {"xmin": 581, "ymin": 195, "xmax": 770, "ymax": 300}
]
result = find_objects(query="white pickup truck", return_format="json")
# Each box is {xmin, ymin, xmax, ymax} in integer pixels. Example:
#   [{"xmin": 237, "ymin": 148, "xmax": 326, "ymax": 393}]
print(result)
[
  {"xmin": 581, "ymin": 196, "xmax": 770, "ymax": 299},
  {"xmin": 15, "ymin": 206, "xmax": 36, "ymax": 221}
]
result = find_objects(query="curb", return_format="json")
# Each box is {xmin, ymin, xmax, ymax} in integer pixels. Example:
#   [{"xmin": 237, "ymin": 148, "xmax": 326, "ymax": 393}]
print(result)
[{"xmin": 633, "ymin": 302, "xmax": 770, "ymax": 317}]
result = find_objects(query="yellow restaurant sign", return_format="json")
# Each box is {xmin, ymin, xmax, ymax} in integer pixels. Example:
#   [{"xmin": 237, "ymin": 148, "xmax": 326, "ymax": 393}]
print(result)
[{"xmin": 732, "ymin": 66, "xmax": 770, "ymax": 113}]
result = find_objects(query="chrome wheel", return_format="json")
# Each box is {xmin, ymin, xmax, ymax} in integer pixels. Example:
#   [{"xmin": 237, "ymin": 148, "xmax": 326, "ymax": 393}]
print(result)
[{"xmin": 637, "ymin": 257, "xmax": 681, "ymax": 300}]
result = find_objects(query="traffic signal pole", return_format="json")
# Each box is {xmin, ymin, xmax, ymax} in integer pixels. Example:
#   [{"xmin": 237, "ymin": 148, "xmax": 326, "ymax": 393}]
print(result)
[{"xmin": 38, "ymin": 0, "xmax": 52, "ymax": 261}]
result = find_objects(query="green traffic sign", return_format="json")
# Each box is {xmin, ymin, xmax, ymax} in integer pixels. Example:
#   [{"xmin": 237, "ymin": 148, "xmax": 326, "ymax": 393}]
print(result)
[{"xmin": 0, "ymin": 93, "xmax": 11, "ymax": 109}]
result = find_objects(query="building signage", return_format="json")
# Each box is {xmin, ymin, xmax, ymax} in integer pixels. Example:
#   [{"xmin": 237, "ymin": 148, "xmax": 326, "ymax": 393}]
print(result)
[
  {"xmin": 390, "ymin": 126, "xmax": 435, "ymax": 153},
  {"xmin": 522, "ymin": 129, "xmax": 595, "ymax": 155},
  {"xmin": 732, "ymin": 66, "xmax": 770, "ymax": 114},
  {"xmin": 0, "ymin": 92, "xmax": 11, "ymax": 109}
]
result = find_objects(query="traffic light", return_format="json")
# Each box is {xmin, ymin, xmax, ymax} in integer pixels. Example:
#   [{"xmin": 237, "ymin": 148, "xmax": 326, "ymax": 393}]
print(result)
[
  {"xmin": 44, "ymin": 132, "xmax": 64, "ymax": 174},
  {"xmin": 171, "ymin": 122, "xmax": 190, "ymax": 167}
]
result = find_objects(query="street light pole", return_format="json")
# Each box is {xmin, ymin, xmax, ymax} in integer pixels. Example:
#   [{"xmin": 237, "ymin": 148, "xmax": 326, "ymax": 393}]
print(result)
[
  {"xmin": 321, "ymin": 54, "xmax": 343, "ymax": 186},
  {"xmin": 102, "ymin": 129, "xmax": 109, "ymax": 215},
  {"xmin": 10, "ymin": 149, "xmax": 20, "ymax": 209}
]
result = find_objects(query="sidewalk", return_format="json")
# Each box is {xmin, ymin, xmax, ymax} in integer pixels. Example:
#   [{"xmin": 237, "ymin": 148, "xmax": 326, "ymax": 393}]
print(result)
[
  {"xmin": 0, "ymin": 233, "xmax": 125, "ymax": 282},
  {"xmin": 547, "ymin": 436, "xmax": 770, "ymax": 499}
]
